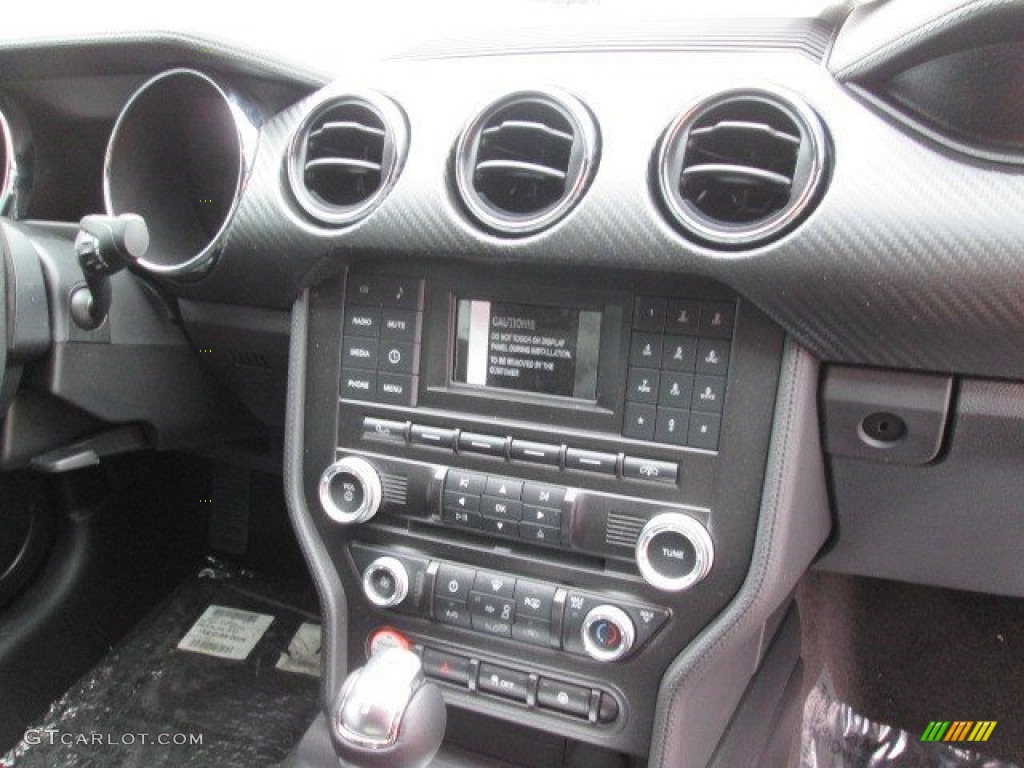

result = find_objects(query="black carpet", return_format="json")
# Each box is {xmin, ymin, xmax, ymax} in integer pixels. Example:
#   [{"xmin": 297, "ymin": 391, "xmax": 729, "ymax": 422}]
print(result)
[{"xmin": 798, "ymin": 571, "xmax": 1024, "ymax": 764}]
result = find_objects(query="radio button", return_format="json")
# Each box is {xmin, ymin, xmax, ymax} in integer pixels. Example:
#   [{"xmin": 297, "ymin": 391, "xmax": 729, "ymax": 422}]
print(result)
[
  {"xmin": 435, "ymin": 564, "xmax": 476, "ymax": 602},
  {"xmin": 510, "ymin": 440, "xmax": 560, "ymax": 466},
  {"xmin": 523, "ymin": 505, "xmax": 560, "ymax": 528},
  {"xmin": 480, "ymin": 497, "xmax": 522, "ymax": 521},
  {"xmin": 473, "ymin": 571, "xmax": 516, "ymax": 599},
  {"xmin": 512, "ymin": 620, "xmax": 553, "ymax": 648},
  {"xmin": 626, "ymin": 367, "xmax": 660, "ymax": 404},
  {"xmin": 623, "ymin": 457, "xmax": 678, "ymax": 485},
  {"xmin": 458, "ymin": 432, "xmax": 507, "ymax": 458},
  {"xmin": 520, "ymin": 522, "xmax": 561, "ymax": 546},
  {"xmin": 480, "ymin": 517, "xmax": 518, "ymax": 538},
  {"xmin": 484, "ymin": 477, "xmax": 523, "ymax": 499},
  {"xmin": 434, "ymin": 598, "xmax": 472, "ymax": 629},
  {"xmin": 411, "ymin": 424, "xmax": 456, "ymax": 449},
  {"xmin": 565, "ymin": 448, "xmax": 617, "ymax": 475},
  {"xmin": 514, "ymin": 581, "xmax": 557, "ymax": 621},
  {"xmin": 521, "ymin": 484, "xmax": 566, "ymax": 507},
  {"xmin": 380, "ymin": 308, "xmax": 421, "ymax": 341},
  {"xmin": 345, "ymin": 306, "xmax": 380, "ymax": 337},
  {"xmin": 445, "ymin": 470, "xmax": 486, "ymax": 495},
  {"xmin": 622, "ymin": 403, "xmax": 656, "ymax": 441},
  {"xmin": 538, "ymin": 679, "xmax": 590, "ymax": 718}
]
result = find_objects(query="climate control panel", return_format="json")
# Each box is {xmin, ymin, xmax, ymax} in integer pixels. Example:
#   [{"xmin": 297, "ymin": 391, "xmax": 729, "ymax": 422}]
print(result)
[{"xmin": 350, "ymin": 544, "xmax": 669, "ymax": 662}]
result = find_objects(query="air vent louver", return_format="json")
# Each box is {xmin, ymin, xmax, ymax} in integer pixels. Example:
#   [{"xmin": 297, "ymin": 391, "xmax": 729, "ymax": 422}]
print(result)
[
  {"xmin": 288, "ymin": 93, "xmax": 408, "ymax": 226},
  {"xmin": 657, "ymin": 89, "xmax": 828, "ymax": 248},
  {"xmin": 455, "ymin": 91, "xmax": 598, "ymax": 235}
]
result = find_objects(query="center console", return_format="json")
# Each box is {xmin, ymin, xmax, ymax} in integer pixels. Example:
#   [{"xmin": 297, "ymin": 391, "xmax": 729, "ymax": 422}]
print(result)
[{"xmin": 298, "ymin": 259, "xmax": 785, "ymax": 758}]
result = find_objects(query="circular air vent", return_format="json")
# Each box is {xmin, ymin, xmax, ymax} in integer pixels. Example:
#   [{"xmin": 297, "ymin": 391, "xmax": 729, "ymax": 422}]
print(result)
[
  {"xmin": 656, "ymin": 88, "xmax": 828, "ymax": 248},
  {"xmin": 455, "ymin": 90, "xmax": 599, "ymax": 236},
  {"xmin": 287, "ymin": 92, "xmax": 408, "ymax": 226}
]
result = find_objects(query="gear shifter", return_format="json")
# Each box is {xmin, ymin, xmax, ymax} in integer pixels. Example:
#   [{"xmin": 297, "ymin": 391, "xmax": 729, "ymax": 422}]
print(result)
[
  {"xmin": 331, "ymin": 647, "xmax": 446, "ymax": 768},
  {"xmin": 71, "ymin": 213, "xmax": 149, "ymax": 329}
]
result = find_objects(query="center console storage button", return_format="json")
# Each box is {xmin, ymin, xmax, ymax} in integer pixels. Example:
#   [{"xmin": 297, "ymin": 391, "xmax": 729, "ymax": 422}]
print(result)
[
  {"xmin": 514, "ymin": 581, "xmax": 556, "ymax": 621},
  {"xmin": 434, "ymin": 598, "xmax": 472, "ymax": 629},
  {"xmin": 484, "ymin": 477, "xmax": 523, "ymax": 499},
  {"xmin": 510, "ymin": 440, "xmax": 561, "ymax": 465},
  {"xmin": 445, "ymin": 470, "xmax": 486, "ymax": 495},
  {"xmin": 565, "ymin": 449, "xmax": 617, "ymax": 475},
  {"xmin": 478, "ymin": 664, "xmax": 530, "ymax": 701},
  {"xmin": 435, "ymin": 564, "xmax": 476, "ymax": 602},
  {"xmin": 480, "ymin": 497, "xmax": 522, "ymax": 521},
  {"xmin": 521, "ymin": 484, "xmax": 565, "ymax": 507},
  {"xmin": 537, "ymin": 679, "xmax": 590, "ymax": 718},
  {"xmin": 411, "ymin": 424, "xmax": 456, "ymax": 449},
  {"xmin": 422, "ymin": 648, "xmax": 472, "ymax": 685},
  {"xmin": 473, "ymin": 571, "xmax": 516, "ymax": 599},
  {"xmin": 458, "ymin": 432, "xmax": 507, "ymax": 457}
]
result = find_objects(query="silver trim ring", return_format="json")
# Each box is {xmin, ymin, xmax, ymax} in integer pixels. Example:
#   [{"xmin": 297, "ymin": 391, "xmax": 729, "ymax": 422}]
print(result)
[
  {"xmin": 636, "ymin": 513, "xmax": 714, "ymax": 592},
  {"xmin": 103, "ymin": 68, "xmax": 260, "ymax": 277},
  {"xmin": 286, "ymin": 90, "xmax": 409, "ymax": 227},
  {"xmin": 454, "ymin": 88, "xmax": 599, "ymax": 236},
  {"xmin": 656, "ymin": 86, "xmax": 828, "ymax": 249},
  {"xmin": 362, "ymin": 556, "xmax": 410, "ymax": 608},
  {"xmin": 581, "ymin": 605, "xmax": 636, "ymax": 662},
  {"xmin": 318, "ymin": 456, "xmax": 382, "ymax": 524}
]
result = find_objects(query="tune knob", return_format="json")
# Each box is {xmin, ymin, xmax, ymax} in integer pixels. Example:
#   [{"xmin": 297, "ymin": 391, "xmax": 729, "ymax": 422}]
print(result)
[
  {"xmin": 362, "ymin": 557, "xmax": 410, "ymax": 608},
  {"xmin": 319, "ymin": 456, "xmax": 382, "ymax": 524},
  {"xmin": 581, "ymin": 605, "xmax": 635, "ymax": 662},
  {"xmin": 636, "ymin": 513, "xmax": 714, "ymax": 592}
]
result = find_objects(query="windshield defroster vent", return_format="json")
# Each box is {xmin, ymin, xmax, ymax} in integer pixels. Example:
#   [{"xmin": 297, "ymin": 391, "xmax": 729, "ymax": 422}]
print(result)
[
  {"xmin": 656, "ymin": 89, "xmax": 828, "ymax": 248},
  {"xmin": 455, "ymin": 90, "xmax": 599, "ymax": 235},
  {"xmin": 288, "ymin": 93, "xmax": 408, "ymax": 226}
]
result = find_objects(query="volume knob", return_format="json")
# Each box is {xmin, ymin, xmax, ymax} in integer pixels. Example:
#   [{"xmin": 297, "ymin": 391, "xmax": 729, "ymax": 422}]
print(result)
[
  {"xmin": 319, "ymin": 457, "xmax": 382, "ymax": 524},
  {"xmin": 636, "ymin": 513, "xmax": 714, "ymax": 592}
]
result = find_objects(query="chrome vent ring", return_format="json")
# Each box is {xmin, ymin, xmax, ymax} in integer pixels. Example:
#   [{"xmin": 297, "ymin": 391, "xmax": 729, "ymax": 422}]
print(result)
[{"xmin": 454, "ymin": 89, "xmax": 599, "ymax": 236}]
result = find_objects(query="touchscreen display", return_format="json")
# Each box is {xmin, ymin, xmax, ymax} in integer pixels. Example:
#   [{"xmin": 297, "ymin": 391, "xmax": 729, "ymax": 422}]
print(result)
[{"xmin": 453, "ymin": 299, "xmax": 602, "ymax": 400}]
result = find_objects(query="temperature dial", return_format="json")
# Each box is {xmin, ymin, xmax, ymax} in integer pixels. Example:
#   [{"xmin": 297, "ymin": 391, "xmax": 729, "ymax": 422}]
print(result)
[{"xmin": 581, "ymin": 605, "xmax": 635, "ymax": 662}]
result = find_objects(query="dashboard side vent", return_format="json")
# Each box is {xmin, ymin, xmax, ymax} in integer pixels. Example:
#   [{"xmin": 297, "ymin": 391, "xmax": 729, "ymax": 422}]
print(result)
[
  {"xmin": 656, "ymin": 89, "xmax": 828, "ymax": 248},
  {"xmin": 455, "ymin": 90, "xmax": 599, "ymax": 235},
  {"xmin": 288, "ymin": 93, "xmax": 408, "ymax": 226}
]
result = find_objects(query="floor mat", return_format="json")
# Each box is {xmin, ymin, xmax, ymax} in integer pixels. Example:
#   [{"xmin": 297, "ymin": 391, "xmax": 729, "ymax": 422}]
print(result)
[{"xmin": 1, "ymin": 559, "xmax": 321, "ymax": 768}]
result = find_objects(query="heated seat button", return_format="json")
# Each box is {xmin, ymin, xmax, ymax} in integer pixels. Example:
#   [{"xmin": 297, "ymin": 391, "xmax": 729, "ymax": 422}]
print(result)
[
  {"xmin": 538, "ymin": 678, "xmax": 591, "ymax": 718},
  {"xmin": 422, "ymin": 648, "xmax": 471, "ymax": 686},
  {"xmin": 478, "ymin": 664, "xmax": 530, "ymax": 702}
]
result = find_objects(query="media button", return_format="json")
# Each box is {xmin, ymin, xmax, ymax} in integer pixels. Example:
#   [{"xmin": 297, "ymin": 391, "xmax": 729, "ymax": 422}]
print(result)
[
  {"xmin": 565, "ymin": 448, "xmax": 617, "ymax": 475},
  {"xmin": 445, "ymin": 470, "xmax": 486, "ymax": 495},
  {"xmin": 342, "ymin": 337, "xmax": 379, "ymax": 370},
  {"xmin": 622, "ymin": 457, "xmax": 678, "ymax": 485},
  {"xmin": 480, "ymin": 496, "xmax": 522, "ymax": 521},
  {"xmin": 521, "ymin": 484, "xmax": 566, "ymax": 507},
  {"xmin": 510, "ymin": 440, "xmax": 561, "ymax": 466}
]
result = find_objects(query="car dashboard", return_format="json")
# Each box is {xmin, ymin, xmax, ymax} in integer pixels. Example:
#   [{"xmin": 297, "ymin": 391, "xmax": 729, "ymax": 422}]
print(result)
[{"xmin": 2, "ymin": 2, "xmax": 1024, "ymax": 766}]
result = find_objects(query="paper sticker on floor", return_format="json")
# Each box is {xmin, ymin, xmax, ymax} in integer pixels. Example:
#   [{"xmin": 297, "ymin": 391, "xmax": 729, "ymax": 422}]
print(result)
[
  {"xmin": 177, "ymin": 605, "xmax": 274, "ymax": 660},
  {"xmin": 276, "ymin": 622, "xmax": 321, "ymax": 677}
]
